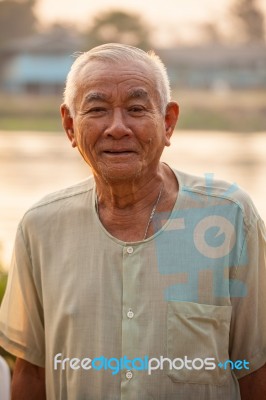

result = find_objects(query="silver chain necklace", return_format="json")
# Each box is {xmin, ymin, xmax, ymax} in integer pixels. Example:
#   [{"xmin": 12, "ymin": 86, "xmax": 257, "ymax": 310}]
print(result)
[
  {"xmin": 143, "ymin": 184, "xmax": 163, "ymax": 240},
  {"xmin": 95, "ymin": 184, "xmax": 164, "ymax": 241}
]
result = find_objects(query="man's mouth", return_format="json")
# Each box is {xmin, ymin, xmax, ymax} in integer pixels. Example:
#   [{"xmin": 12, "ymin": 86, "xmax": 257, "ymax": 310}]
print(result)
[{"xmin": 103, "ymin": 150, "xmax": 136, "ymax": 155}]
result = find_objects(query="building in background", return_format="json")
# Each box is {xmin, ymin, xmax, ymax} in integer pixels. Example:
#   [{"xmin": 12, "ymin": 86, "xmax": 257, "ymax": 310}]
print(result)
[
  {"xmin": 158, "ymin": 44, "xmax": 266, "ymax": 90},
  {"xmin": 0, "ymin": 27, "xmax": 82, "ymax": 95},
  {"xmin": 0, "ymin": 30, "xmax": 266, "ymax": 94}
]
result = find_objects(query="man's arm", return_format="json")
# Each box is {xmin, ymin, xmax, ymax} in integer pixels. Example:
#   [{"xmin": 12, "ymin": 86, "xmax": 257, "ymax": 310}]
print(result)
[
  {"xmin": 239, "ymin": 364, "xmax": 266, "ymax": 400},
  {"xmin": 11, "ymin": 358, "xmax": 46, "ymax": 400}
]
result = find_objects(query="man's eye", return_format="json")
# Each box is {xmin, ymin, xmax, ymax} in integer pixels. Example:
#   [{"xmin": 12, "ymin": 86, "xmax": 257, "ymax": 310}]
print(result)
[
  {"xmin": 80, "ymin": 107, "xmax": 106, "ymax": 116},
  {"xmin": 88, "ymin": 107, "xmax": 106, "ymax": 113},
  {"xmin": 128, "ymin": 106, "xmax": 145, "ymax": 114}
]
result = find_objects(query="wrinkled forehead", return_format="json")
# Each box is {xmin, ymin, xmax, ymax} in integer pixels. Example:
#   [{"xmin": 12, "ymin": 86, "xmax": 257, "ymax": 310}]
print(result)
[
  {"xmin": 76, "ymin": 58, "xmax": 159, "ymax": 97},
  {"xmin": 72, "ymin": 60, "xmax": 161, "ymax": 109}
]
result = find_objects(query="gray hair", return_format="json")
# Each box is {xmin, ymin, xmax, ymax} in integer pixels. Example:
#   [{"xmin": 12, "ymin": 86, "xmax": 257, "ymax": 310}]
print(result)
[{"xmin": 63, "ymin": 43, "xmax": 171, "ymax": 116}]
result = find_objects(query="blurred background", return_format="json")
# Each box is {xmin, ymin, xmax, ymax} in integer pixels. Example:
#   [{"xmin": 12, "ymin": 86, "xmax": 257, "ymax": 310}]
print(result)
[
  {"xmin": 0, "ymin": 0, "xmax": 266, "ymax": 270},
  {"xmin": 0, "ymin": 0, "xmax": 266, "ymax": 371}
]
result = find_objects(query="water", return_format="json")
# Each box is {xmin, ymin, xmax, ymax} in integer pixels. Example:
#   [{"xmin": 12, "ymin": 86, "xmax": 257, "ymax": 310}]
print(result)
[{"xmin": 0, "ymin": 130, "xmax": 265, "ymax": 269}]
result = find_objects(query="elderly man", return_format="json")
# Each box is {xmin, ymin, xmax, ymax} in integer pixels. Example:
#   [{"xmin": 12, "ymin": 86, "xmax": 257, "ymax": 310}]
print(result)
[{"xmin": 0, "ymin": 43, "xmax": 265, "ymax": 400}]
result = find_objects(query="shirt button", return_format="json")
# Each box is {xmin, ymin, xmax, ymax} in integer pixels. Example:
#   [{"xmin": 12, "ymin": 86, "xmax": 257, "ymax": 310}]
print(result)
[
  {"xmin": 126, "ymin": 246, "xmax": 133, "ymax": 254},
  {"xmin": 127, "ymin": 309, "xmax": 134, "ymax": 319},
  {"xmin": 126, "ymin": 370, "xmax": 133, "ymax": 380}
]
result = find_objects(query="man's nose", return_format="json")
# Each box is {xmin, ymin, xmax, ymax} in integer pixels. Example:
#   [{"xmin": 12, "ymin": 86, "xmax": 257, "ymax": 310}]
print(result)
[{"xmin": 104, "ymin": 109, "xmax": 132, "ymax": 138}]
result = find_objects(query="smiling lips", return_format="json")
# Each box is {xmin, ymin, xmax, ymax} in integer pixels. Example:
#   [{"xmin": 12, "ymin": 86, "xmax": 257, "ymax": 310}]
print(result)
[{"xmin": 103, "ymin": 149, "xmax": 137, "ymax": 155}]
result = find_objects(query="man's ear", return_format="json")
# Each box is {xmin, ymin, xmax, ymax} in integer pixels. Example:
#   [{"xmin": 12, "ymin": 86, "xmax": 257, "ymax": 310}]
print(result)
[
  {"xmin": 164, "ymin": 102, "xmax": 179, "ymax": 147},
  {"xmin": 60, "ymin": 104, "xmax": 77, "ymax": 148}
]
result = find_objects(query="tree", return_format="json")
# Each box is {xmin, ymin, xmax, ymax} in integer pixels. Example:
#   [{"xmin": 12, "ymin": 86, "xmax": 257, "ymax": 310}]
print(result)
[
  {"xmin": 200, "ymin": 22, "xmax": 222, "ymax": 44},
  {"xmin": 83, "ymin": 10, "xmax": 152, "ymax": 50},
  {"xmin": 0, "ymin": 0, "xmax": 37, "ymax": 46},
  {"xmin": 231, "ymin": 0, "xmax": 265, "ymax": 43}
]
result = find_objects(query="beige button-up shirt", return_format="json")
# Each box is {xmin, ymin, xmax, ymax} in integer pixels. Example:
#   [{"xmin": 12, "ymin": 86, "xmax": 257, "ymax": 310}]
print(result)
[{"xmin": 0, "ymin": 168, "xmax": 266, "ymax": 399}]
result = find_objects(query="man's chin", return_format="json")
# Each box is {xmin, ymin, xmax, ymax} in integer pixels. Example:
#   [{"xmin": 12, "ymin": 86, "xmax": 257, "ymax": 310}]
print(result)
[{"xmin": 98, "ymin": 164, "xmax": 142, "ymax": 183}]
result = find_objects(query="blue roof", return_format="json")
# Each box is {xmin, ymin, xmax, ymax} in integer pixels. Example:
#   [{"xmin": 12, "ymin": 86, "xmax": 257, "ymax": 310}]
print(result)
[{"xmin": 4, "ymin": 54, "xmax": 74, "ymax": 84}]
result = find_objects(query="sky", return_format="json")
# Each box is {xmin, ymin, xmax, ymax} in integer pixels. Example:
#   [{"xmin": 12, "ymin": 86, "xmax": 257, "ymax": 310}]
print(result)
[{"xmin": 34, "ymin": 0, "xmax": 266, "ymax": 46}]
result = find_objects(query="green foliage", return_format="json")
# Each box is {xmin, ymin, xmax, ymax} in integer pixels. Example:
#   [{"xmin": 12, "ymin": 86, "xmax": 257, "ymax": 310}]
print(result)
[
  {"xmin": 0, "ymin": 257, "xmax": 15, "ymax": 372},
  {"xmin": 0, "ymin": 245, "xmax": 7, "ymax": 304},
  {"xmin": 173, "ymin": 88, "xmax": 266, "ymax": 132},
  {"xmin": 0, "ymin": 272, "xmax": 7, "ymax": 304},
  {"xmin": 0, "ymin": 94, "xmax": 62, "ymax": 132},
  {"xmin": 83, "ymin": 10, "xmax": 152, "ymax": 50},
  {"xmin": 0, "ymin": 90, "xmax": 265, "ymax": 132},
  {"xmin": 0, "ymin": 0, "xmax": 37, "ymax": 46}
]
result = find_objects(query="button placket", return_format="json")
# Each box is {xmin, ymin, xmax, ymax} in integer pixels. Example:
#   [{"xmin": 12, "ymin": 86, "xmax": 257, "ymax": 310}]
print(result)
[
  {"xmin": 126, "ymin": 370, "xmax": 133, "ymax": 380},
  {"xmin": 127, "ymin": 309, "xmax": 134, "ymax": 319},
  {"xmin": 122, "ymin": 245, "xmax": 140, "ymax": 397},
  {"xmin": 126, "ymin": 246, "xmax": 134, "ymax": 254}
]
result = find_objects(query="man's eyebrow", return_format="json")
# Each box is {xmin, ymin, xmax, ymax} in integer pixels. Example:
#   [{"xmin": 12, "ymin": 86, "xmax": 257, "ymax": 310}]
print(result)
[
  {"xmin": 127, "ymin": 89, "xmax": 148, "ymax": 100},
  {"xmin": 84, "ymin": 92, "xmax": 108, "ymax": 102}
]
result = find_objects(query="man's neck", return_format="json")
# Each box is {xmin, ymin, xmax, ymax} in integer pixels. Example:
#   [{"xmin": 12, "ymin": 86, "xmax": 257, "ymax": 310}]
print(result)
[{"xmin": 94, "ymin": 163, "xmax": 179, "ymax": 241}]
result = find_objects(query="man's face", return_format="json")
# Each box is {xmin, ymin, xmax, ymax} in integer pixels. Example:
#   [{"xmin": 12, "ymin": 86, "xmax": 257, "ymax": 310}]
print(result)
[{"xmin": 62, "ymin": 59, "xmax": 178, "ymax": 183}]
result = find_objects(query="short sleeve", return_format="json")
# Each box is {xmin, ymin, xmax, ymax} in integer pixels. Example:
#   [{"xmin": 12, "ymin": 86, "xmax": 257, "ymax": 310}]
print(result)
[
  {"xmin": 229, "ymin": 217, "xmax": 266, "ymax": 378},
  {"xmin": 0, "ymin": 224, "xmax": 45, "ymax": 367}
]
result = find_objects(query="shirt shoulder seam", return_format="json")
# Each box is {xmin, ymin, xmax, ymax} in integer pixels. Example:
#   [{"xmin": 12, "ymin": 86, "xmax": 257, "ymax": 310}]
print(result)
[
  {"xmin": 181, "ymin": 186, "xmax": 260, "ymax": 229},
  {"xmin": 22, "ymin": 185, "xmax": 93, "ymax": 219}
]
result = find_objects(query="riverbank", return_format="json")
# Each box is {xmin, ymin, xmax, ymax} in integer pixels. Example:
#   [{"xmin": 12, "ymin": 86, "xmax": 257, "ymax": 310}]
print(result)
[{"xmin": 0, "ymin": 89, "xmax": 266, "ymax": 132}]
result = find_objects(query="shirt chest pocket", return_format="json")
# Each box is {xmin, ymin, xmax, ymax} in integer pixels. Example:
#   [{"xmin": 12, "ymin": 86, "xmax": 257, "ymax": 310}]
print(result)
[{"xmin": 166, "ymin": 301, "xmax": 232, "ymax": 385}]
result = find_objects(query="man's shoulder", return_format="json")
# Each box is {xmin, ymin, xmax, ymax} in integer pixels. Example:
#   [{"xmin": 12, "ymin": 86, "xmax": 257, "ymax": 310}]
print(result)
[
  {"xmin": 22, "ymin": 176, "xmax": 95, "ymax": 222},
  {"xmin": 174, "ymin": 169, "xmax": 261, "ymax": 226}
]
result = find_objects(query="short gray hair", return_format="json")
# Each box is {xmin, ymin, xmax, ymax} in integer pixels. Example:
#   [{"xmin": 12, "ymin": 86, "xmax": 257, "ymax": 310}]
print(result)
[{"xmin": 63, "ymin": 43, "xmax": 171, "ymax": 116}]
